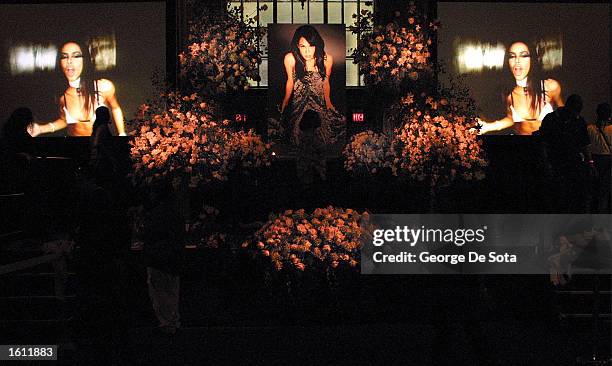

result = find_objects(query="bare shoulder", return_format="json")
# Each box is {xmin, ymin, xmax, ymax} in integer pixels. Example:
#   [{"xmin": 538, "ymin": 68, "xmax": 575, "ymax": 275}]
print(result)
[
  {"xmin": 544, "ymin": 78, "xmax": 561, "ymax": 92},
  {"xmin": 324, "ymin": 53, "xmax": 333, "ymax": 65},
  {"xmin": 96, "ymin": 79, "xmax": 115, "ymax": 94},
  {"xmin": 284, "ymin": 53, "xmax": 296, "ymax": 66}
]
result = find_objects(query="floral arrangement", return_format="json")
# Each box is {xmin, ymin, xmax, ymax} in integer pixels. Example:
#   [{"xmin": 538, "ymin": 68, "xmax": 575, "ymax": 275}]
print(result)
[
  {"xmin": 130, "ymin": 92, "xmax": 272, "ymax": 187},
  {"xmin": 242, "ymin": 207, "xmax": 367, "ymax": 272},
  {"xmin": 343, "ymin": 131, "xmax": 396, "ymax": 176},
  {"xmin": 391, "ymin": 93, "xmax": 487, "ymax": 188},
  {"xmin": 350, "ymin": 1, "xmax": 436, "ymax": 92},
  {"xmin": 179, "ymin": 5, "xmax": 266, "ymax": 96},
  {"xmin": 186, "ymin": 205, "xmax": 227, "ymax": 249},
  {"xmin": 228, "ymin": 129, "xmax": 273, "ymax": 171}
]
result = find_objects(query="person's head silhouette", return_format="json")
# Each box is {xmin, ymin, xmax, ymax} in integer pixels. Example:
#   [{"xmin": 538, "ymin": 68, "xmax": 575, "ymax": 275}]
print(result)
[
  {"xmin": 95, "ymin": 106, "xmax": 111, "ymax": 125},
  {"xmin": 596, "ymin": 103, "xmax": 611, "ymax": 125},
  {"xmin": 3, "ymin": 107, "xmax": 34, "ymax": 138},
  {"xmin": 565, "ymin": 94, "xmax": 583, "ymax": 116},
  {"xmin": 299, "ymin": 110, "xmax": 321, "ymax": 131}
]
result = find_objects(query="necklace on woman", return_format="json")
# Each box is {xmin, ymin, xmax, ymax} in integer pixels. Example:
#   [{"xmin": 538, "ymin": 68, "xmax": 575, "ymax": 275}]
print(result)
[
  {"xmin": 516, "ymin": 78, "xmax": 528, "ymax": 95},
  {"xmin": 69, "ymin": 78, "xmax": 81, "ymax": 95}
]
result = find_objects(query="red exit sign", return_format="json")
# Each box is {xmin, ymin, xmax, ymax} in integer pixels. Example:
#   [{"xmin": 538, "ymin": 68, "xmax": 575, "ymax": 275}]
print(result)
[
  {"xmin": 235, "ymin": 113, "xmax": 247, "ymax": 123},
  {"xmin": 352, "ymin": 112, "xmax": 365, "ymax": 122}
]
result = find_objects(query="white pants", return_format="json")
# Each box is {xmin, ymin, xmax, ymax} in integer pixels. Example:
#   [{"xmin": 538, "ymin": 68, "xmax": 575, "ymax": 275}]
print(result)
[{"xmin": 147, "ymin": 267, "xmax": 180, "ymax": 329}]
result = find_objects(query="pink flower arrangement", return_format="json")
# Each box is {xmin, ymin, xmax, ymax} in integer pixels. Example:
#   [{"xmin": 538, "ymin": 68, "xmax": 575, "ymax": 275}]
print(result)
[
  {"xmin": 351, "ymin": 1, "xmax": 436, "ymax": 91},
  {"xmin": 130, "ymin": 92, "xmax": 272, "ymax": 187},
  {"xmin": 391, "ymin": 95, "xmax": 487, "ymax": 187},
  {"xmin": 179, "ymin": 5, "xmax": 266, "ymax": 96},
  {"xmin": 343, "ymin": 131, "xmax": 396, "ymax": 176},
  {"xmin": 343, "ymin": 91, "xmax": 488, "ymax": 187},
  {"xmin": 242, "ymin": 207, "xmax": 367, "ymax": 272},
  {"xmin": 186, "ymin": 205, "xmax": 227, "ymax": 249}
]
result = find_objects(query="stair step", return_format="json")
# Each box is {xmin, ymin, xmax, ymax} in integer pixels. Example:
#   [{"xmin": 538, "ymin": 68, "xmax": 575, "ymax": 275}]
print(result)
[
  {"xmin": 1, "ymin": 272, "xmax": 76, "ymax": 297},
  {"xmin": 0, "ymin": 296, "xmax": 75, "ymax": 321}
]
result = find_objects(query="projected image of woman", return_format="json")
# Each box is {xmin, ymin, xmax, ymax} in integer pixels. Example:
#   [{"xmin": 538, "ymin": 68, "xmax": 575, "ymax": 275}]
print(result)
[
  {"xmin": 281, "ymin": 25, "xmax": 344, "ymax": 145},
  {"xmin": 29, "ymin": 41, "xmax": 125, "ymax": 137},
  {"xmin": 479, "ymin": 41, "xmax": 563, "ymax": 135}
]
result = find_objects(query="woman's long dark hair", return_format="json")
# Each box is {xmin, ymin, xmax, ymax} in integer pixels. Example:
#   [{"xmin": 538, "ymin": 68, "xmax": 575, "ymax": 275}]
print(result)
[
  {"xmin": 290, "ymin": 25, "xmax": 326, "ymax": 80},
  {"xmin": 57, "ymin": 40, "xmax": 97, "ymax": 120},
  {"xmin": 504, "ymin": 41, "xmax": 545, "ymax": 117}
]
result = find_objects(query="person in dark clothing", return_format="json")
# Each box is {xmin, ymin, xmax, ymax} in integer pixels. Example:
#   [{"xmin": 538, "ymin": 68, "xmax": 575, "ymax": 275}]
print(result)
[
  {"xmin": 89, "ymin": 106, "xmax": 123, "ymax": 195},
  {"xmin": 139, "ymin": 178, "xmax": 185, "ymax": 335},
  {"xmin": 0, "ymin": 108, "xmax": 37, "ymax": 192},
  {"xmin": 2, "ymin": 107, "xmax": 36, "ymax": 155},
  {"xmin": 0, "ymin": 108, "xmax": 45, "ymax": 237},
  {"xmin": 587, "ymin": 103, "xmax": 612, "ymax": 212},
  {"xmin": 538, "ymin": 94, "xmax": 594, "ymax": 212},
  {"xmin": 73, "ymin": 178, "xmax": 131, "ymax": 365},
  {"xmin": 296, "ymin": 110, "xmax": 326, "ymax": 185},
  {"xmin": 295, "ymin": 110, "xmax": 328, "ymax": 208}
]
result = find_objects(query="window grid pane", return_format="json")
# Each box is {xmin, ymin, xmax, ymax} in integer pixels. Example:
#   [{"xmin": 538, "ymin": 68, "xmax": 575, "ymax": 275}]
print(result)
[
  {"xmin": 259, "ymin": 58, "xmax": 268, "ymax": 86},
  {"xmin": 293, "ymin": 2, "xmax": 308, "ymax": 23},
  {"xmin": 259, "ymin": 2, "xmax": 273, "ymax": 26},
  {"xmin": 328, "ymin": 2, "xmax": 342, "ymax": 24},
  {"xmin": 344, "ymin": 2, "xmax": 357, "ymax": 25},
  {"xmin": 346, "ymin": 61, "xmax": 358, "ymax": 87},
  {"xmin": 277, "ymin": 2, "xmax": 292, "ymax": 23},
  {"xmin": 309, "ymin": 2, "xmax": 324, "ymax": 24},
  {"xmin": 346, "ymin": 30, "xmax": 356, "ymax": 57},
  {"xmin": 243, "ymin": 2, "xmax": 258, "ymax": 18}
]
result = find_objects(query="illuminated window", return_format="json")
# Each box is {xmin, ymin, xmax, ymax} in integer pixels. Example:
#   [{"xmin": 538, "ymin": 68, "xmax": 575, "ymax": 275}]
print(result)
[
  {"xmin": 229, "ymin": 0, "xmax": 372, "ymax": 87},
  {"xmin": 89, "ymin": 34, "xmax": 117, "ymax": 71},
  {"xmin": 453, "ymin": 38, "xmax": 563, "ymax": 74},
  {"xmin": 9, "ymin": 36, "xmax": 118, "ymax": 75},
  {"xmin": 9, "ymin": 44, "xmax": 57, "ymax": 75}
]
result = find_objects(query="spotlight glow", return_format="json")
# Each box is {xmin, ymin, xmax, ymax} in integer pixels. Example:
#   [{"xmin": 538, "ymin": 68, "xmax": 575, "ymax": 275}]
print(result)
[
  {"xmin": 456, "ymin": 42, "xmax": 505, "ymax": 73},
  {"xmin": 454, "ymin": 37, "xmax": 563, "ymax": 74},
  {"xmin": 9, "ymin": 44, "xmax": 57, "ymax": 75},
  {"xmin": 89, "ymin": 34, "xmax": 117, "ymax": 71}
]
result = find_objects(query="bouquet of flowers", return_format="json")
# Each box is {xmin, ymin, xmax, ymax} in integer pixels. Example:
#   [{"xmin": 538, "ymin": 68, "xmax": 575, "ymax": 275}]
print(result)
[
  {"xmin": 242, "ymin": 207, "xmax": 367, "ymax": 272},
  {"xmin": 179, "ymin": 5, "xmax": 266, "ymax": 96},
  {"xmin": 185, "ymin": 205, "xmax": 227, "ymax": 249},
  {"xmin": 351, "ymin": 1, "xmax": 436, "ymax": 92},
  {"xmin": 227, "ymin": 129, "xmax": 273, "ymax": 171},
  {"xmin": 391, "ymin": 94, "xmax": 487, "ymax": 188},
  {"xmin": 343, "ymin": 130, "xmax": 396, "ymax": 176},
  {"xmin": 130, "ymin": 92, "xmax": 272, "ymax": 187}
]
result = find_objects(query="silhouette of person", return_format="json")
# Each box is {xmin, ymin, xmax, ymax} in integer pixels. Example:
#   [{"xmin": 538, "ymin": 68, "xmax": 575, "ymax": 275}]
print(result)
[{"xmin": 539, "ymin": 94, "xmax": 594, "ymax": 212}]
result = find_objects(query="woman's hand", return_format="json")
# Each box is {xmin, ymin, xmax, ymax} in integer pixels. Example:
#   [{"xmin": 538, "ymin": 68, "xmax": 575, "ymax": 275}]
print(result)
[
  {"xmin": 476, "ymin": 118, "xmax": 491, "ymax": 135},
  {"xmin": 477, "ymin": 118, "xmax": 513, "ymax": 134},
  {"xmin": 28, "ymin": 123, "xmax": 42, "ymax": 137}
]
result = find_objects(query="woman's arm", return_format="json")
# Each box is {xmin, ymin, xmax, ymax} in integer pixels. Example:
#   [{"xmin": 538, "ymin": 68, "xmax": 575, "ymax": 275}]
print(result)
[
  {"xmin": 478, "ymin": 117, "xmax": 513, "ymax": 134},
  {"xmin": 98, "ymin": 79, "xmax": 126, "ymax": 136},
  {"xmin": 281, "ymin": 53, "xmax": 295, "ymax": 114},
  {"xmin": 545, "ymin": 79, "xmax": 563, "ymax": 108},
  {"xmin": 323, "ymin": 53, "xmax": 335, "ymax": 111},
  {"xmin": 478, "ymin": 95, "xmax": 514, "ymax": 134},
  {"xmin": 29, "ymin": 96, "xmax": 68, "ymax": 136}
]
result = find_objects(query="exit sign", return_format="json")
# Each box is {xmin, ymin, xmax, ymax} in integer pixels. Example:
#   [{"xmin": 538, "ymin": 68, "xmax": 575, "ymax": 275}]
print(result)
[
  {"xmin": 352, "ymin": 112, "xmax": 365, "ymax": 122},
  {"xmin": 235, "ymin": 113, "xmax": 247, "ymax": 123}
]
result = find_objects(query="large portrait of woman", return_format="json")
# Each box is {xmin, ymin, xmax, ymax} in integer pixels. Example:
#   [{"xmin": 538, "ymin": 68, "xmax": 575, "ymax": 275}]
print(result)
[
  {"xmin": 268, "ymin": 24, "xmax": 346, "ymax": 150},
  {"xmin": 437, "ymin": 2, "xmax": 610, "ymax": 135},
  {"xmin": 0, "ymin": 2, "xmax": 166, "ymax": 137}
]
